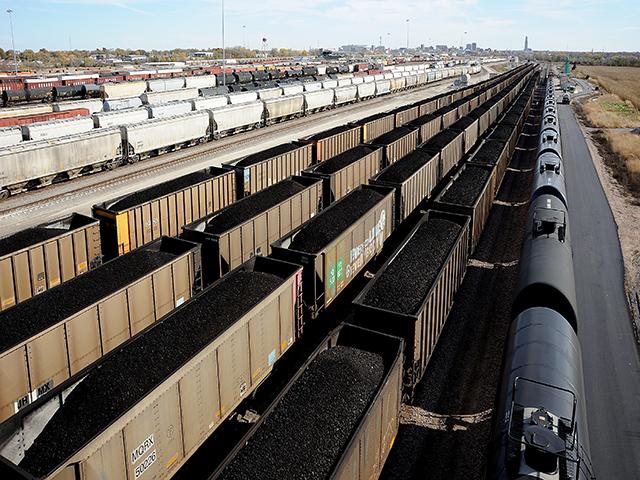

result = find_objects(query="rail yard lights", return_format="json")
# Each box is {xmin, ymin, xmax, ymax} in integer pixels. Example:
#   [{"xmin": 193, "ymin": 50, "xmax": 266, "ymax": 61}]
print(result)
[
  {"xmin": 221, "ymin": 0, "xmax": 226, "ymax": 86},
  {"xmin": 7, "ymin": 9, "xmax": 18, "ymax": 75},
  {"xmin": 406, "ymin": 19, "xmax": 410, "ymax": 49}
]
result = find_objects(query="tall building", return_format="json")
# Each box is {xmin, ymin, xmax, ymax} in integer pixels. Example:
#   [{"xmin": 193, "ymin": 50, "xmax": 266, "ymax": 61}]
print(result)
[{"xmin": 524, "ymin": 36, "xmax": 529, "ymax": 51}]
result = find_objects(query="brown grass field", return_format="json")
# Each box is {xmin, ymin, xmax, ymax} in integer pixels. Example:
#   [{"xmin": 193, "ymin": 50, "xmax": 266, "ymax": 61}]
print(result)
[{"xmin": 574, "ymin": 65, "xmax": 640, "ymax": 109}]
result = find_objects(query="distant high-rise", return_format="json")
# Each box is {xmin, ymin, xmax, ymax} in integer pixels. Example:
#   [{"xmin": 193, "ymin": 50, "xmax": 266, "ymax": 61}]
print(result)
[{"xmin": 524, "ymin": 36, "xmax": 529, "ymax": 51}]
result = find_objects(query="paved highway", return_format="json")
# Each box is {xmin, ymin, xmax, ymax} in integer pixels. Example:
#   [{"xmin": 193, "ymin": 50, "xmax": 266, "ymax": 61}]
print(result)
[
  {"xmin": 558, "ymin": 103, "xmax": 640, "ymax": 478},
  {"xmin": 0, "ymin": 70, "xmax": 491, "ymax": 236}
]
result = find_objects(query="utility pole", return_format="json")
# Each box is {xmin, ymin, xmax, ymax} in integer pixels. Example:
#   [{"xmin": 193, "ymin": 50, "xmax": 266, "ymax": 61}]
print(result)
[
  {"xmin": 242, "ymin": 25, "xmax": 246, "ymax": 50},
  {"xmin": 221, "ymin": 0, "xmax": 226, "ymax": 87},
  {"xmin": 7, "ymin": 9, "xmax": 17, "ymax": 75}
]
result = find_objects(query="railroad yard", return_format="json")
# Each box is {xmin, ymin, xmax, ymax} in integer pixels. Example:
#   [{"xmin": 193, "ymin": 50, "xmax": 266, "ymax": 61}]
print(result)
[{"xmin": 0, "ymin": 51, "xmax": 638, "ymax": 480}]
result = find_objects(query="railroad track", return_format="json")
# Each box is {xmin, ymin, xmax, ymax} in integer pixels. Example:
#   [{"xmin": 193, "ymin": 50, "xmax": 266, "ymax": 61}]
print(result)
[{"xmin": 0, "ymin": 74, "xmax": 488, "ymax": 224}]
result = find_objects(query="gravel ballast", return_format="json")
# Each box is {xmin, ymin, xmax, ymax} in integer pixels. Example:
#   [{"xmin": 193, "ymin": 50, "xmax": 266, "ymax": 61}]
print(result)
[
  {"xmin": 218, "ymin": 345, "xmax": 385, "ymax": 480},
  {"xmin": 310, "ymin": 145, "xmax": 375, "ymax": 175},
  {"xmin": 361, "ymin": 218, "xmax": 462, "ymax": 315},
  {"xmin": 203, "ymin": 179, "xmax": 308, "ymax": 234},
  {"xmin": 440, "ymin": 166, "xmax": 491, "ymax": 206},
  {"xmin": 371, "ymin": 127, "xmax": 415, "ymax": 146},
  {"xmin": 375, "ymin": 150, "xmax": 435, "ymax": 183},
  {"xmin": 471, "ymin": 140, "xmax": 505, "ymax": 165},
  {"xmin": 0, "ymin": 228, "xmax": 68, "ymax": 257},
  {"xmin": 107, "ymin": 170, "xmax": 215, "ymax": 211},
  {"xmin": 0, "ymin": 249, "xmax": 180, "ymax": 351},
  {"xmin": 288, "ymin": 188, "xmax": 385, "ymax": 253},
  {"xmin": 20, "ymin": 270, "xmax": 286, "ymax": 477},
  {"xmin": 235, "ymin": 143, "xmax": 302, "ymax": 167}
]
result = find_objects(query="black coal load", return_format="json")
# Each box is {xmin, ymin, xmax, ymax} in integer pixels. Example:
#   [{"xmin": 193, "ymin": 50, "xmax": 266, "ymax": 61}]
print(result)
[
  {"xmin": 361, "ymin": 218, "xmax": 462, "ymax": 315},
  {"xmin": 305, "ymin": 124, "xmax": 353, "ymax": 141},
  {"xmin": 407, "ymin": 113, "xmax": 437, "ymax": 128},
  {"xmin": 108, "ymin": 170, "xmax": 215, "ymax": 211},
  {"xmin": 450, "ymin": 116, "xmax": 476, "ymax": 131},
  {"xmin": 235, "ymin": 143, "xmax": 302, "ymax": 167},
  {"xmin": 218, "ymin": 346, "xmax": 385, "ymax": 480},
  {"xmin": 375, "ymin": 150, "xmax": 435, "ymax": 183},
  {"xmin": 422, "ymin": 129, "xmax": 460, "ymax": 152},
  {"xmin": 468, "ymin": 105, "xmax": 489, "ymax": 119},
  {"xmin": 288, "ymin": 189, "xmax": 385, "ymax": 253},
  {"xmin": 0, "ymin": 249, "xmax": 177, "ymax": 352},
  {"xmin": 371, "ymin": 126, "xmax": 415, "ymax": 146},
  {"xmin": 501, "ymin": 112, "xmax": 521, "ymax": 126},
  {"xmin": 311, "ymin": 145, "xmax": 376, "ymax": 175},
  {"xmin": 440, "ymin": 166, "xmax": 492, "ymax": 206},
  {"xmin": 204, "ymin": 179, "xmax": 307, "ymax": 234},
  {"xmin": 0, "ymin": 227, "xmax": 67, "ymax": 257},
  {"xmin": 472, "ymin": 139, "xmax": 505, "ymax": 165},
  {"xmin": 490, "ymin": 124, "xmax": 516, "ymax": 143},
  {"xmin": 19, "ymin": 270, "xmax": 285, "ymax": 478}
]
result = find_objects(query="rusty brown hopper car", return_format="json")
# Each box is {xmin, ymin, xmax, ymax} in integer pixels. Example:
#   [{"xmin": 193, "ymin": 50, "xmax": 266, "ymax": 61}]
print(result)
[
  {"xmin": 392, "ymin": 104, "xmax": 420, "ymax": 127},
  {"xmin": 432, "ymin": 163, "xmax": 497, "ymax": 253},
  {"xmin": 468, "ymin": 94, "xmax": 480, "ymax": 112},
  {"xmin": 469, "ymin": 139, "xmax": 511, "ymax": 195},
  {"xmin": 451, "ymin": 90, "xmax": 464, "ymax": 102},
  {"xmin": 406, "ymin": 113, "xmax": 443, "ymax": 144},
  {"xmin": 468, "ymin": 104, "xmax": 491, "ymax": 138},
  {"xmin": 0, "ymin": 214, "xmax": 101, "ymax": 312},
  {"xmin": 490, "ymin": 122, "xmax": 519, "ymax": 162},
  {"xmin": 421, "ymin": 129, "xmax": 464, "ymax": 180},
  {"xmin": 436, "ymin": 92, "xmax": 453, "ymax": 110},
  {"xmin": 370, "ymin": 149, "xmax": 441, "ymax": 224},
  {"xmin": 352, "ymin": 210, "xmax": 470, "ymax": 390},
  {"xmin": 0, "ymin": 236, "xmax": 201, "ymax": 424},
  {"xmin": 299, "ymin": 124, "xmax": 361, "ymax": 163},
  {"xmin": 450, "ymin": 116, "xmax": 480, "ymax": 155},
  {"xmin": 182, "ymin": 176, "xmax": 322, "ymax": 285},
  {"xmin": 224, "ymin": 142, "xmax": 313, "ymax": 198},
  {"xmin": 369, "ymin": 126, "xmax": 419, "ymax": 167},
  {"xmin": 350, "ymin": 111, "xmax": 395, "ymax": 144},
  {"xmin": 418, "ymin": 97, "xmax": 439, "ymax": 116},
  {"xmin": 453, "ymin": 97, "xmax": 472, "ymax": 118},
  {"xmin": 93, "ymin": 167, "xmax": 236, "ymax": 259},
  {"xmin": 271, "ymin": 184, "xmax": 394, "ymax": 317},
  {"xmin": 10, "ymin": 256, "xmax": 302, "ymax": 480},
  {"xmin": 302, "ymin": 145, "xmax": 382, "ymax": 203},
  {"xmin": 212, "ymin": 324, "xmax": 403, "ymax": 480}
]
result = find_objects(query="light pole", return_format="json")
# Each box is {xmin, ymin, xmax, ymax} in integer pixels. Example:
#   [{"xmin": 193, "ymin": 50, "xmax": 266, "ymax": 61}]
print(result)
[
  {"xmin": 242, "ymin": 25, "xmax": 246, "ymax": 50},
  {"xmin": 406, "ymin": 19, "xmax": 410, "ymax": 49},
  {"xmin": 221, "ymin": 0, "xmax": 226, "ymax": 87},
  {"xmin": 7, "ymin": 9, "xmax": 17, "ymax": 75}
]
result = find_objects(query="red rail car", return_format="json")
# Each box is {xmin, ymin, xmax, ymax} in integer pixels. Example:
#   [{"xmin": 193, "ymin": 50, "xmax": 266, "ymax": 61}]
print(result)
[{"xmin": 0, "ymin": 108, "xmax": 90, "ymax": 127}]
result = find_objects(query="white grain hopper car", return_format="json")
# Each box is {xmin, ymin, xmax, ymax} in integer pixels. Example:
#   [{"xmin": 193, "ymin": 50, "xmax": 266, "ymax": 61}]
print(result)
[
  {"xmin": 103, "ymin": 97, "xmax": 144, "ymax": 112},
  {"xmin": 263, "ymin": 94, "xmax": 304, "ymax": 124},
  {"xmin": 0, "ymin": 129, "xmax": 123, "ymax": 197},
  {"xmin": 356, "ymin": 81, "xmax": 376, "ymax": 100},
  {"xmin": 21, "ymin": 117, "xmax": 95, "ymax": 141},
  {"xmin": 140, "ymin": 88, "xmax": 198, "ymax": 105},
  {"xmin": 146, "ymin": 77, "xmax": 186, "ymax": 92},
  {"xmin": 53, "ymin": 99, "xmax": 104, "ymax": 114},
  {"xmin": 101, "ymin": 81, "xmax": 147, "ymax": 100},
  {"xmin": 0, "ymin": 127, "xmax": 23, "ymax": 148},
  {"xmin": 334, "ymin": 85, "xmax": 358, "ymax": 105},
  {"xmin": 281, "ymin": 84, "xmax": 304, "ymax": 96},
  {"xmin": 190, "ymin": 96, "xmax": 228, "ymax": 110},
  {"xmin": 92, "ymin": 108, "xmax": 150, "ymax": 128},
  {"xmin": 257, "ymin": 87, "xmax": 283, "ymax": 100},
  {"xmin": 122, "ymin": 111, "xmax": 210, "ymax": 161},
  {"xmin": 185, "ymin": 75, "xmax": 218, "ymax": 89},
  {"xmin": 303, "ymin": 90, "xmax": 334, "ymax": 113},
  {"xmin": 226, "ymin": 91, "xmax": 259, "ymax": 105},
  {"xmin": 145, "ymin": 101, "xmax": 193, "ymax": 119},
  {"xmin": 209, "ymin": 102, "xmax": 263, "ymax": 137}
]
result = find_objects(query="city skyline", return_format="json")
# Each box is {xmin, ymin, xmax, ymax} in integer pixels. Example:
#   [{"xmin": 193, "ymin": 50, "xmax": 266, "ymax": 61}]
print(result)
[{"xmin": 1, "ymin": 0, "xmax": 638, "ymax": 53}]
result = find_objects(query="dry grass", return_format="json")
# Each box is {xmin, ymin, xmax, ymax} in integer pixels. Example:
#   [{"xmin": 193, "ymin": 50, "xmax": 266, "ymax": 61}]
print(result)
[
  {"xmin": 573, "ymin": 65, "xmax": 640, "ymax": 110},
  {"xmin": 581, "ymin": 94, "xmax": 640, "ymax": 128},
  {"xmin": 593, "ymin": 131, "xmax": 640, "ymax": 199}
]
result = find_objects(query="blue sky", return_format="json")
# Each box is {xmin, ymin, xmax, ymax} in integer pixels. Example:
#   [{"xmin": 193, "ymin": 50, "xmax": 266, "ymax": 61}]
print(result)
[{"xmin": 1, "ymin": 0, "xmax": 638, "ymax": 52}]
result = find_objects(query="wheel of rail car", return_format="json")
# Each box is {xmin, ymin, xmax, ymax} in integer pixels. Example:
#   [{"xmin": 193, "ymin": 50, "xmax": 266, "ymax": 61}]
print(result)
[
  {"xmin": 128, "ymin": 155, "xmax": 140, "ymax": 164},
  {"xmin": 213, "ymin": 133, "xmax": 221, "ymax": 140},
  {"xmin": 102, "ymin": 161, "xmax": 116, "ymax": 171},
  {"xmin": 0, "ymin": 188, "xmax": 9, "ymax": 200}
]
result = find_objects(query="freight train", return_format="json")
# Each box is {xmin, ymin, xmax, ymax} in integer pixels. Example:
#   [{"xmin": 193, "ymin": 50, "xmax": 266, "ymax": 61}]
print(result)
[
  {"xmin": 0, "ymin": 64, "xmax": 536, "ymax": 480},
  {"xmin": 0, "ymin": 65, "xmax": 480, "ymax": 199},
  {"xmin": 487, "ymin": 76, "xmax": 596, "ymax": 479}
]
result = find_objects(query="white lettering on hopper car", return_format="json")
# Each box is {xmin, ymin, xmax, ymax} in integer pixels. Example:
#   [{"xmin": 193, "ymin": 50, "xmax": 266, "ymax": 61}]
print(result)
[{"xmin": 131, "ymin": 434, "xmax": 155, "ymax": 464}]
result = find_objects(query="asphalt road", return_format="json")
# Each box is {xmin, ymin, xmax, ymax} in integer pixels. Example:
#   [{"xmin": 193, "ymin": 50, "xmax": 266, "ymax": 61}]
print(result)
[{"xmin": 558, "ymin": 104, "xmax": 640, "ymax": 479}]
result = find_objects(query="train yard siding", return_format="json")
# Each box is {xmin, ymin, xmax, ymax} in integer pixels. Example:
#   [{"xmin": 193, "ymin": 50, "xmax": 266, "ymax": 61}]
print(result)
[{"xmin": 0, "ymin": 70, "xmax": 491, "ymax": 237}]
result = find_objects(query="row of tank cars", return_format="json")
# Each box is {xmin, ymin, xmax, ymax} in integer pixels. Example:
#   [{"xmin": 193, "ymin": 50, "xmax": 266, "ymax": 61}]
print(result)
[
  {"xmin": 487, "ymin": 76, "xmax": 596, "ymax": 479},
  {"xmin": 0, "ymin": 64, "xmax": 481, "ymax": 199},
  {"xmin": 0, "ymin": 65, "xmax": 534, "ymax": 480}
]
